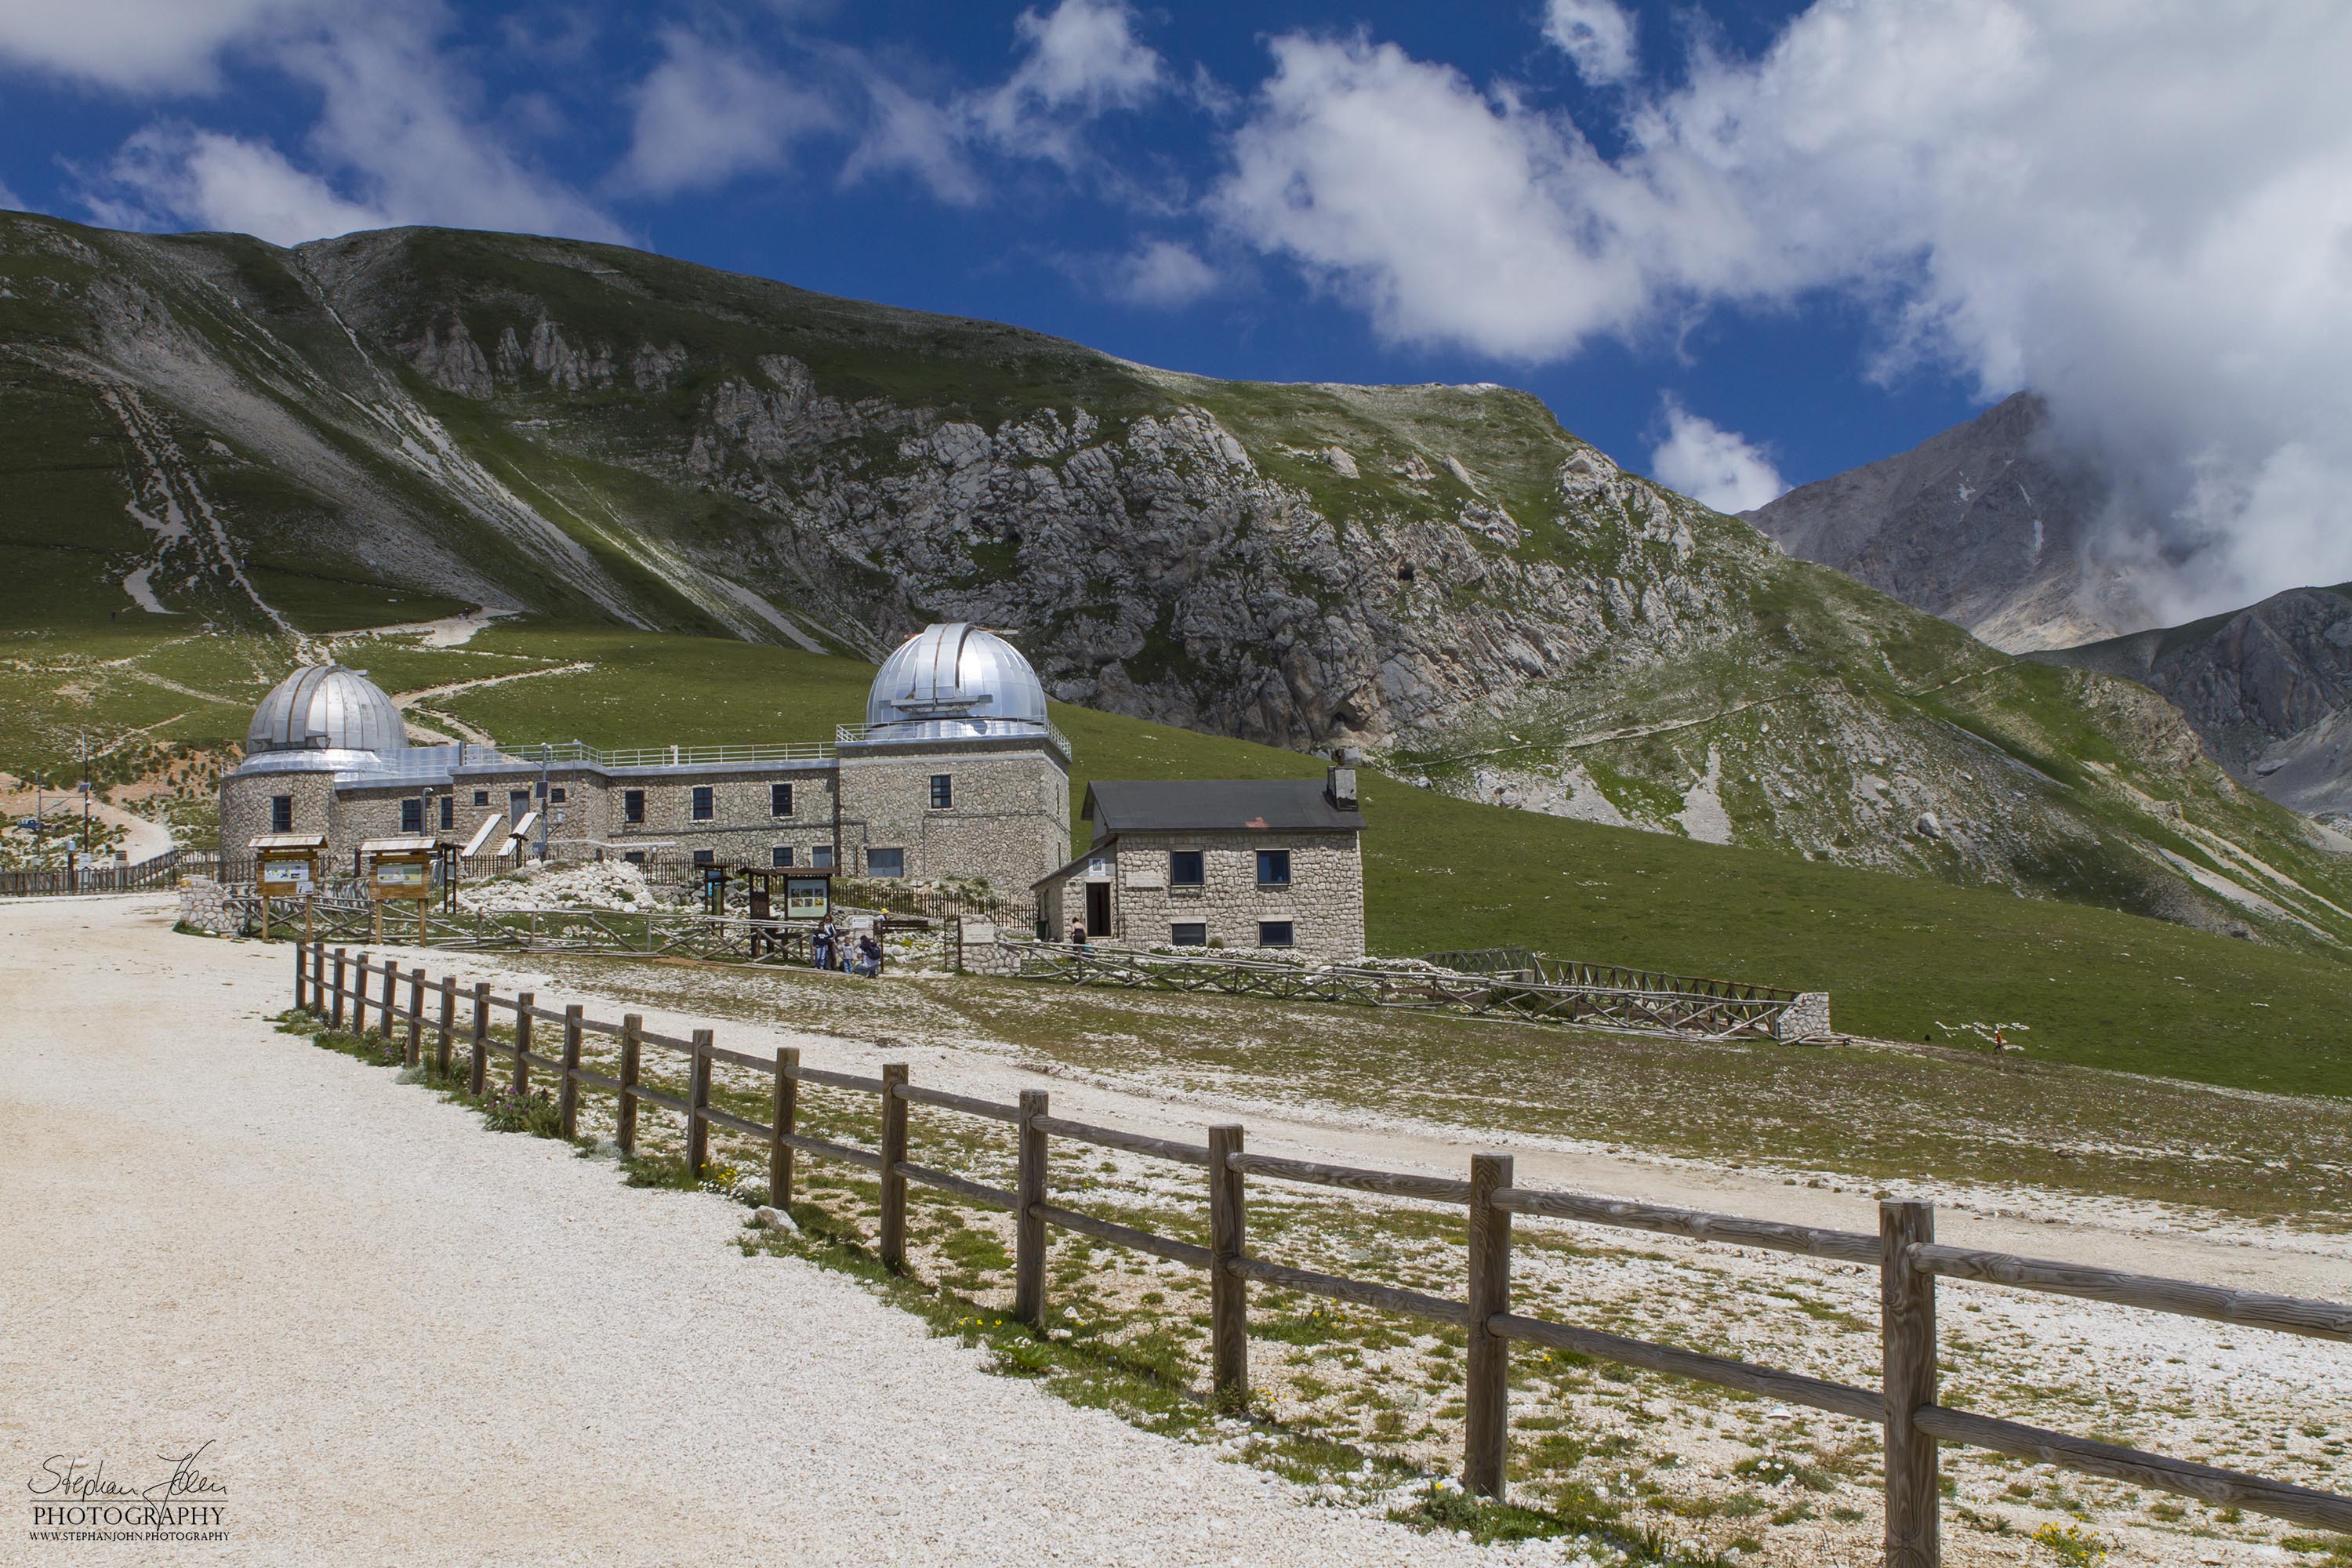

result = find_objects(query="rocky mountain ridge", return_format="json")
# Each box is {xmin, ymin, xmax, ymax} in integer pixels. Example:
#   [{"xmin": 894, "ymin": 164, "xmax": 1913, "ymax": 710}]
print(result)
[
  {"xmin": 6, "ymin": 212, "xmax": 2350, "ymax": 946},
  {"xmin": 1741, "ymin": 392, "xmax": 2142, "ymax": 653},
  {"xmin": 2033, "ymin": 583, "xmax": 2352, "ymax": 821}
]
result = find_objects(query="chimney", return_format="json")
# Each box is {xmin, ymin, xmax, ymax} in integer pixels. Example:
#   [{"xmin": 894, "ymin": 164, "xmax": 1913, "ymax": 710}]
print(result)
[{"xmin": 1326, "ymin": 746, "xmax": 1360, "ymax": 811}]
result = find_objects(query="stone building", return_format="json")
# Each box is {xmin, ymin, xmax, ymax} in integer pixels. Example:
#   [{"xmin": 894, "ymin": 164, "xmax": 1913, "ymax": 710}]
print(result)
[
  {"xmin": 1033, "ymin": 762, "xmax": 1367, "ymax": 962},
  {"xmin": 219, "ymin": 624, "xmax": 1070, "ymax": 892}
]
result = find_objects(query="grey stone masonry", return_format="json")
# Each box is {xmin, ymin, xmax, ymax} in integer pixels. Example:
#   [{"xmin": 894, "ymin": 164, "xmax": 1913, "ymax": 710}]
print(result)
[
  {"xmin": 837, "ymin": 739, "xmax": 1067, "ymax": 893},
  {"xmin": 1775, "ymin": 992, "xmax": 1833, "ymax": 1041},
  {"xmin": 1039, "ymin": 829, "xmax": 1365, "ymax": 963}
]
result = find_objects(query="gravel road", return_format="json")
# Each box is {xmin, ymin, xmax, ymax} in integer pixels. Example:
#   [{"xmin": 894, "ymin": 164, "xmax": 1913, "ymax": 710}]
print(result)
[{"xmin": 0, "ymin": 897, "xmax": 1538, "ymax": 1567}]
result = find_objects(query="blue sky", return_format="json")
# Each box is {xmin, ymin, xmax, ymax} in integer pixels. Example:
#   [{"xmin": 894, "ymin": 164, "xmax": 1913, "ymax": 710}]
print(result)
[{"xmin": 4, "ymin": 0, "xmax": 2350, "ymax": 613}]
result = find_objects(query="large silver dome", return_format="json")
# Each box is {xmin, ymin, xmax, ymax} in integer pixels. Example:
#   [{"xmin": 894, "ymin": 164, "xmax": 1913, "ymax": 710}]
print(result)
[
  {"xmin": 865, "ymin": 623, "xmax": 1047, "ymax": 739},
  {"xmin": 243, "ymin": 665, "xmax": 407, "ymax": 761}
]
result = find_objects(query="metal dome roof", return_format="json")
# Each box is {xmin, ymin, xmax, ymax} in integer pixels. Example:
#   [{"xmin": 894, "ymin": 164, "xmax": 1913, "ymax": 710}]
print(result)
[
  {"xmin": 243, "ymin": 665, "xmax": 408, "ymax": 761},
  {"xmin": 865, "ymin": 623, "xmax": 1047, "ymax": 739}
]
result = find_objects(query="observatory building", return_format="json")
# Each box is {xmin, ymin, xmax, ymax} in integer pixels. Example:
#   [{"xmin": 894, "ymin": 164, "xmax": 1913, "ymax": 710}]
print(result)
[{"xmin": 219, "ymin": 624, "xmax": 1070, "ymax": 891}]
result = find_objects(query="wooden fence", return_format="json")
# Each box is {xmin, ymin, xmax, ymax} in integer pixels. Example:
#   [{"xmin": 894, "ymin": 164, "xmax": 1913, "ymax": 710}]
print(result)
[
  {"xmin": 1013, "ymin": 942, "xmax": 1812, "ymax": 1040},
  {"xmin": 290, "ymin": 939, "xmax": 2351, "ymax": 1562},
  {"xmin": 0, "ymin": 846, "xmax": 194, "ymax": 898}
]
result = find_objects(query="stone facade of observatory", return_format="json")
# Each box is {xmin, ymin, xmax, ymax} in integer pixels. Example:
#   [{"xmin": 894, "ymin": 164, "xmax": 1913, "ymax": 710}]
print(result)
[{"xmin": 218, "ymin": 624, "xmax": 1071, "ymax": 892}]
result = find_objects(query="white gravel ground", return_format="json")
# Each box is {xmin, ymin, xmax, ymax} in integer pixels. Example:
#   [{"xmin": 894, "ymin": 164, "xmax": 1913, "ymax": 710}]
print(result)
[{"xmin": 0, "ymin": 897, "xmax": 1552, "ymax": 1568}]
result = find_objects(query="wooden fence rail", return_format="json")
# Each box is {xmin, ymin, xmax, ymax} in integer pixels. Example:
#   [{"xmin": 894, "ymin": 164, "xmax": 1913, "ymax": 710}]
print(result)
[{"xmin": 292, "ymin": 941, "xmax": 2352, "ymax": 1559}]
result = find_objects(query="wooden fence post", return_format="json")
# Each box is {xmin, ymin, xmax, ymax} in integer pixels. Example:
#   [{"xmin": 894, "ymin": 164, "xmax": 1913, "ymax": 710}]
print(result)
[
  {"xmin": 686, "ymin": 1029, "xmax": 713, "ymax": 1177},
  {"xmin": 469, "ymin": 982, "xmax": 490, "ymax": 1098},
  {"xmin": 770, "ymin": 1047, "xmax": 800, "ymax": 1207},
  {"xmin": 352, "ymin": 952, "xmax": 371, "ymax": 1034},
  {"xmin": 293, "ymin": 938, "xmax": 307, "ymax": 1011},
  {"xmin": 511, "ymin": 992, "xmax": 534, "ymax": 1094},
  {"xmin": 310, "ymin": 940, "xmax": 325, "ymax": 1017},
  {"xmin": 405, "ymin": 968, "xmax": 424, "ymax": 1067},
  {"xmin": 558, "ymin": 1004, "xmax": 583, "ymax": 1139},
  {"xmin": 879, "ymin": 1064, "xmax": 910, "ymax": 1269},
  {"xmin": 1882, "ymin": 1200, "xmax": 1940, "ymax": 1568},
  {"xmin": 617, "ymin": 1014, "xmax": 642, "ymax": 1156},
  {"xmin": 377, "ymin": 960, "xmax": 397, "ymax": 1042},
  {"xmin": 435, "ymin": 975, "xmax": 456, "ymax": 1076},
  {"xmin": 1465, "ymin": 1152, "xmax": 1515, "ymax": 1499},
  {"xmin": 330, "ymin": 949, "xmax": 347, "ymax": 1030},
  {"xmin": 1014, "ymin": 1090, "xmax": 1049, "ymax": 1326},
  {"xmin": 1209, "ymin": 1123, "xmax": 1249, "ymax": 1403}
]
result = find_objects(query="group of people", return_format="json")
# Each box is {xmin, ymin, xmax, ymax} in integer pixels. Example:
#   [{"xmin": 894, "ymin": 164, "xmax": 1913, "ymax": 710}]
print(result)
[{"xmin": 811, "ymin": 916, "xmax": 884, "ymax": 978}]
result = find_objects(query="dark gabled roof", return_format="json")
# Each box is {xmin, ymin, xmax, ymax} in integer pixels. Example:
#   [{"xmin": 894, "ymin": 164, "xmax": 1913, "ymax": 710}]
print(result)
[{"xmin": 1082, "ymin": 779, "xmax": 1365, "ymax": 835}]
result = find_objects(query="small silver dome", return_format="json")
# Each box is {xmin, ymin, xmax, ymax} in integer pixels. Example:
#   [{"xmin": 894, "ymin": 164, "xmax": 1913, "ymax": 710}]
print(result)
[
  {"xmin": 244, "ymin": 665, "xmax": 407, "ymax": 760},
  {"xmin": 865, "ymin": 623, "xmax": 1047, "ymax": 739}
]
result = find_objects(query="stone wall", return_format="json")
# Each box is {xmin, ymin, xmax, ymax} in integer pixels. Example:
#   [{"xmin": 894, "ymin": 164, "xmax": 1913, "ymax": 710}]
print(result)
[
  {"xmin": 837, "ymin": 742, "xmax": 1065, "ymax": 892},
  {"xmin": 220, "ymin": 770, "xmax": 337, "ymax": 859},
  {"xmin": 1775, "ymin": 991, "xmax": 1833, "ymax": 1042},
  {"xmin": 1041, "ymin": 829, "xmax": 1364, "ymax": 963},
  {"xmin": 176, "ymin": 880, "xmax": 256, "ymax": 935}
]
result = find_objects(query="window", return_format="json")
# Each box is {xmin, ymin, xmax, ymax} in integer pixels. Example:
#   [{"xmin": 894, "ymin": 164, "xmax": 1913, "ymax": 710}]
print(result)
[
  {"xmin": 771, "ymin": 846, "xmax": 793, "ymax": 868},
  {"xmin": 270, "ymin": 795, "xmax": 292, "ymax": 833},
  {"xmin": 1256, "ymin": 849, "xmax": 1291, "ymax": 887},
  {"xmin": 771, "ymin": 782, "xmax": 793, "ymax": 818},
  {"xmin": 622, "ymin": 789, "xmax": 644, "ymax": 825},
  {"xmin": 691, "ymin": 786, "xmax": 714, "ymax": 822},
  {"xmin": 623, "ymin": 851, "xmax": 645, "ymax": 866},
  {"xmin": 1258, "ymin": 920, "xmax": 1294, "ymax": 949},
  {"xmin": 929, "ymin": 773, "xmax": 953, "ymax": 809},
  {"xmin": 473, "ymin": 789, "xmax": 489, "ymax": 806},
  {"xmin": 401, "ymin": 798, "xmax": 423, "ymax": 833},
  {"xmin": 811, "ymin": 845, "xmax": 834, "ymax": 869},
  {"xmin": 437, "ymin": 795, "xmax": 453, "ymax": 830},
  {"xmin": 1170, "ymin": 922, "xmax": 1207, "ymax": 947},
  {"xmin": 868, "ymin": 848, "xmax": 905, "ymax": 878},
  {"xmin": 691, "ymin": 849, "xmax": 714, "ymax": 867},
  {"xmin": 1169, "ymin": 850, "xmax": 1205, "ymax": 887},
  {"xmin": 549, "ymin": 786, "xmax": 566, "ymax": 804}
]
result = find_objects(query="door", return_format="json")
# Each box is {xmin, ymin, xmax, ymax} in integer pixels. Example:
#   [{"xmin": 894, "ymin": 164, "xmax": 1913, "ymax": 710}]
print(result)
[
  {"xmin": 1084, "ymin": 880, "xmax": 1111, "ymax": 938},
  {"xmin": 510, "ymin": 790, "xmax": 531, "ymax": 822}
]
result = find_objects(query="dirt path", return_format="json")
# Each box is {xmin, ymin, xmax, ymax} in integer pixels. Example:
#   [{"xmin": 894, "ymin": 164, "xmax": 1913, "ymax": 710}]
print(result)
[
  {"xmin": 0, "ymin": 898, "xmax": 1544, "ymax": 1568},
  {"xmin": 416, "ymin": 946, "xmax": 2352, "ymax": 1303}
]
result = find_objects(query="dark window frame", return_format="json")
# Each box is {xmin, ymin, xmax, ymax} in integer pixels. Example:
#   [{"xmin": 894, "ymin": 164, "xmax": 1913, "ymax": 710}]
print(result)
[
  {"xmin": 1169, "ymin": 849, "xmax": 1205, "ymax": 887},
  {"xmin": 438, "ymin": 795, "xmax": 454, "ymax": 830},
  {"xmin": 622, "ymin": 789, "xmax": 644, "ymax": 825},
  {"xmin": 691, "ymin": 786, "xmax": 714, "ymax": 822},
  {"xmin": 868, "ymin": 847, "xmax": 906, "ymax": 879},
  {"xmin": 401, "ymin": 798, "xmax": 423, "ymax": 834},
  {"xmin": 1256, "ymin": 848, "xmax": 1291, "ymax": 887},
  {"xmin": 928, "ymin": 774, "xmax": 953, "ymax": 810},
  {"xmin": 1170, "ymin": 921, "xmax": 1207, "ymax": 947},
  {"xmin": 771, "ymin": 782, "xmax": 793, "ymax": 818},
  {"xmin": 811, "ymin": 845, "xmax": 835, "ymax": 869},
  {"xmin": 691, "ymin": 848, "xmax": 715, "ymax": 868},
  {"xmin": 472, "ymin": 789, "xmax": 490, "ymax": 806},
  {"xmin": 771, "ymin": 846, "xmax": 793, "ymax": 868},
  {"xmin": 269, "ymin": 795, "xmax": 292, "ymax": 833},
  {"xmin": 1258, "ymin": 920, "xmax": 1295, "ymax": 949}
]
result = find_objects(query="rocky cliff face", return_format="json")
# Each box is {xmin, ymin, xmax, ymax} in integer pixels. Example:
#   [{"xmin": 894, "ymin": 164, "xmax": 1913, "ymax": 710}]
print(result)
[
  {"xmin": 8, "ymin": 213, "xmax": 2350, "ymax": 944},
  {"xmin": 2034, "ymin": 584, "xmax": 2352, "ymax": 819},
  {"xmin": 1742, "ymin": 394, "xmax": 2140, "ymax": 653}
]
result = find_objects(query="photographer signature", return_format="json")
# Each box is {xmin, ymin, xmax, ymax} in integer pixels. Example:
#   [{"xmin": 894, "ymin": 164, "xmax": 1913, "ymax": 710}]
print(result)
[{"xmin": 28, "ymin": 1441, "xmax": 227, "ymax": 1504}]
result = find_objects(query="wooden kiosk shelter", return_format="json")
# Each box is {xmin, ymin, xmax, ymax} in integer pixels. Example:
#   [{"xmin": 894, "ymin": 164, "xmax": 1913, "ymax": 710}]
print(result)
[
  {"xmin": 738, "ymin": 866, "xmax": 832, "ymax": 958},
  {"xmin": 250, "ymin": 832, "xmax": 326, "ymax": 940},
  {"xmin": 356, "ymin": 835, "xmax": 447, "ymax": 939}
]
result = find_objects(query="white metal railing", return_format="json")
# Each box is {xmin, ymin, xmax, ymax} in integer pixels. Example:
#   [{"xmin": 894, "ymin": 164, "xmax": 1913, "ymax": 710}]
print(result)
[
  {"xmin": 337, "ymin": 725, "xmax": 1069, "ymax": 782},
  {"xmin": 833, "ymin": 719, "xmax": 1073, "ymax": 757}
]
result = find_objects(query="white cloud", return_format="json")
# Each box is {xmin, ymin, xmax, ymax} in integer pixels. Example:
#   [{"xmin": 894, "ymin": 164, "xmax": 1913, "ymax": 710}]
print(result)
[
  {"xmin": 0, "ymin": 177, "xmax": 24, "ymax": 211},
  {"xmin": 1104, "ymin": 240, "xmax": 1218, "ymax": 307},
  {"xmin": 615, "ymin": 30, "xmax": 835, "ymax": 196},
  {"xmin": 841, "ymin": 74, "xmax": 987, "ymax": 207},
  {"xmin": 1215, "ymin": 4, "xmax": 2352, "ymax": 619},
  {"xmin": 848, "ymin": 0, "xmax": 1164, "ymax": 196},
  {"xmin": 85, "ymin": 124, "xmax": 387, "ymax": 242},
  {"xmin": 74, "ymin": 8, "xmax": 622, "ymax": 246},
  {"xmin": 1649, "ymin": 398, "xmax": 1785, "ymax": 513},
  {"xmin": 0, "ymin": 0, "xmax": 339, "ymax": 94},
  {"xmin": 1543, "ymin": 0, "xmax": 1638, "ymax": 85}
]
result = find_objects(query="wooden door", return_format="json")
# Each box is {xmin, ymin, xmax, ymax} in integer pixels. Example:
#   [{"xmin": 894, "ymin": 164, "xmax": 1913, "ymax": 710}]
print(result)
[{"xmin": 1084, "ymin": 880, "xmax": 1111, "ymax": 938}]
